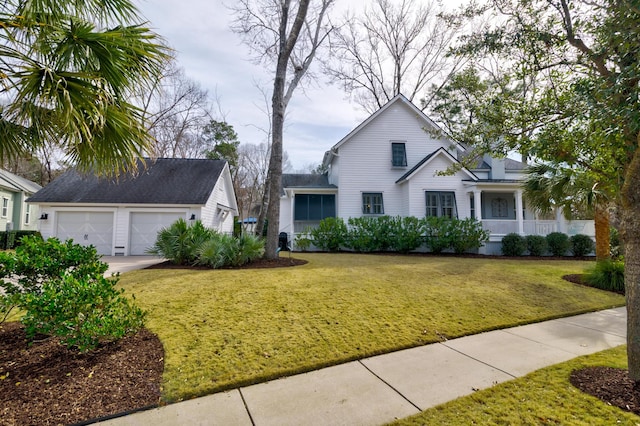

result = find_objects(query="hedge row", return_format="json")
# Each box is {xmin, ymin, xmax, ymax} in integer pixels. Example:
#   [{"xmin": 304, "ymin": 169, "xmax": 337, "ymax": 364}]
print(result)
[
  {"xmin": 0, "ymin": 230, "xmax": 42, "ymax": 250},
  {"xmin": 501, "ymin": 232, "xmax": 595, "ymax": 256},
  {"xmin": 296, "ymin": 216, "xmax": 490, "ymax": 254}
]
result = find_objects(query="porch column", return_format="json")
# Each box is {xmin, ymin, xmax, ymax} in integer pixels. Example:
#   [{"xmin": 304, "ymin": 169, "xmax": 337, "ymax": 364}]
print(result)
[
  {"xmin": 473, "ymin": 190, "xmax": 482, "ymax": 220},
  {"xmin": 515, "ymin": 189, "xmax": 524, "ymax": 235},
  {"xmin": 556, "ymin": 207, "xmax": 567, "ymax": 233},
  {"xmin": 290, "ymin": 191, "xmax": 295, "ymax": 237}
]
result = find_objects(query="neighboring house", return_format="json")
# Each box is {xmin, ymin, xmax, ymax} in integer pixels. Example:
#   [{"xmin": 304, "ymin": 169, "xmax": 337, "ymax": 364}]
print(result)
[
  {"xmin": 0, "ymin": 168, "xmax": 42, "ymax": 232},
  {"xmin": 28, "ymin": 158, "xmax": 238, "ymax": 256},
  {"xmin": 279, "ymin": 94, "xmax": 594, "ymax": 254}
]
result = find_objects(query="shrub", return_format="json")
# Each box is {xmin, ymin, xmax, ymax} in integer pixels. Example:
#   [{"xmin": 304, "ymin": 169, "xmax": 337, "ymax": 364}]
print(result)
[
  {"xmin": 294, "ymin": 232, "xmax": 312, "ymax": 251},
  {"xmin": 525, "ymin": 235, "xmax": 548, "ymax": 256},
  {"xmin": 235, "ymin": 233, "xmax": 265, "ymax": 265},
  {"xmin": 449, "ymin": 218, "xmax": 490, "ymax": 254},
  {"xmin": 346, "ymin": 217, "xmax": 379, "ymax": 252},
  {"xmin": 310, "ymin": 217, "xmax": 347, "ymax": 251},
  {"xmin": 196, "ymin": 233, "xmax": 237, "ymax": 268},
  {"xmin": 585, "ymin": 260, "xmax": 625, "ymax": 293},
  {"xmin": 546, "ymin": 232, "xmax": 571, "ymax": 256},
  {"xmin": 389, "ymin": 216, "xmax": 425, "ymax": 253},
  {"xmin": 610, "ymin": 227, "xmax": 623, "ymax": 259},
  {"xmin": 147, "ymin": 219, "xmax": 215, "ymax": 265},
  {"xmin": 570, "ymin": 234, "xmax": 595, "ymax": 257},
  {"xmin": 424, "ymin": 216, "xmax": 452, "ymax": 254},
  {"xmin": 13, "ymin": 231, "xmax": 42, "ymax": 248},
  {"xmin": 0, "ymin": 237, "xmax": 145, "ymax": 352},
  {"xmin": 502, "ymin": 233, "xmax": 526, "ymax": 256}
]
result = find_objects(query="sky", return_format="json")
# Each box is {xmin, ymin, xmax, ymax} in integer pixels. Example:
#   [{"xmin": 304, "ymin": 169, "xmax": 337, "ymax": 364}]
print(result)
[{"xmin": 138, "ymin": 0, "xmax": 367, "ymax": 171}]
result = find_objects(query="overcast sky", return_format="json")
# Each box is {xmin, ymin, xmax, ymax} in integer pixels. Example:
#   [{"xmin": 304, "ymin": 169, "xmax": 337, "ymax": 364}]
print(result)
[{"xmin": 138, "ymin": 0, "xmax": 367, "ymax": 171}]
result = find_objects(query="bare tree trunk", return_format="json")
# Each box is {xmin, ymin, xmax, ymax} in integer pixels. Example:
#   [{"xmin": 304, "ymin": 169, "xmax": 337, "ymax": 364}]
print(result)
[
  {"xmin": 622, "ymin": 141, "xmax": 640, "ymax": 381},
  {"xmin": 594, "ymin": 204, "xmax": 611, "ymax": 261}
]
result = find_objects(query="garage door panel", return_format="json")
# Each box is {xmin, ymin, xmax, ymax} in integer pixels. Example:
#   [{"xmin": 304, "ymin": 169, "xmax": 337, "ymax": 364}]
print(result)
[
  {"xmin": 56, "ymin": 212, "xmax": 114, "ymax": 256},
  {"xmin": 130, "ymin": 212, "xmax": 185, "ymax": 255}
]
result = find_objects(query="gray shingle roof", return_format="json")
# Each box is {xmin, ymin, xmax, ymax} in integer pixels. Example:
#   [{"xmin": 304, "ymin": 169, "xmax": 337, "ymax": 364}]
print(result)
[
  {"xmin": 28, "ymin": 158, "xmax": 227, "ymax": 205},
  {"xmin": 281, "ymin": 174, "xmax": 337, "ymax": 195},
  {"xmin": 0, "ymin": 169, "xmax": 42, "ymax": 194}
]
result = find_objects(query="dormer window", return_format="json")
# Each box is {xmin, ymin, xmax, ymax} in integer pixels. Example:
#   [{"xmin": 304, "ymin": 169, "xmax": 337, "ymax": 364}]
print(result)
[{"xmin": 391, "ymin": 142, "xmax": 407, "ymax": 167}]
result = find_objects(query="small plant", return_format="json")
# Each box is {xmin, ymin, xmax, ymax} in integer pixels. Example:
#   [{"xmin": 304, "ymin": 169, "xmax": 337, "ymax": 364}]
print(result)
[
  {"xmin": 501, "ymin": 233, "xmax": 526, "ymax": 256},
  {"xmin": 294, "ymin": 231, "xmax": 312, "ymax": 251},
  {"xmin": 525, "ymin": 235, "xmax": 548, "ymax": 256},
  {"xmin": 546, "ymin": 232, "xmax": 571, "ymax": 256},
  {"xmin": 570, "ymin": 234, "xmax": 595, "ymax": 257},
  {"xmin": 310, "ymin": 217, "xmax": 347, "ymax": 252},
  {"xmin": 610, "ymin": 227, "xmax": 623, "ymax": 259},
  {"xmin": 585, "ymin": 260, "xmax": 625, "ymax": 293}
]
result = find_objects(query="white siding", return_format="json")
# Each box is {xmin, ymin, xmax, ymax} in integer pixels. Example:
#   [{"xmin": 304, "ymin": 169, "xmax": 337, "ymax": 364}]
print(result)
[
  {"xmin": 279, "ymin": 195, "xmax": 293, "ymax": 234},
  {"xmin": 201, "ymin": 163, "xmax": 237, "ymax": 234},
  {"xmin": 335, "ymin": 101, "xmax": 456, "ymax": 221}
]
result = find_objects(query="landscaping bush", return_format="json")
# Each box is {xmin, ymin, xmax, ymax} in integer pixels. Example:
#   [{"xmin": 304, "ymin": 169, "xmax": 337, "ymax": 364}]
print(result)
[
  {"xmin": 585, "ymin": 259, "xmax": 625, "ymax": 293},
  {"xmin": 448, "ymin": 218, "xmax": 490, "ymax": 254},
  {"xmin": 610, "ymin": 227, "xmax": 623, "ymax": 259},
  {"xmin": 389, "ymin": 216, "xmax": 425, "ymax": 253},
  {"xmin": 345, "ymin": 216, "xmax": 382, "ymax": 252},
  {"xmin": 570, "ymin": 234, "xmax": 595, "ymax": 257},
  {"xmin": 502, "ymin": 233, "xmax": 526, "ymax": 256},
  {"xmin": 13, "ymin": 230, "xmax": 42, "ymax": 248},
  {"xmin": 0, "ymin": 230, "xmax": 41, "ymax": 250},
  {"xmin": 147, "ymin": 219, "xmax": 215, "ymax": 265},
  {"xmin": 310, "ymin": 217, "xmax": 347, "ymax": 251},
  {"xmin": 525, "ymin": 235, "xmax": 548, "ymax": 256},
  {"xmin": 546, "ymin": 232, "xmax": 571, "ymax": 256},
  {"xmin": 424, "ymin": 216, "xmax": 452, "ymax": 254},
  {"xmin": 294, "ymin": 231, "xmax": 312, "ymax": 251},
  {"xmin": 0, "ymin": 236, "xmax": 145, "ymax": 351}
]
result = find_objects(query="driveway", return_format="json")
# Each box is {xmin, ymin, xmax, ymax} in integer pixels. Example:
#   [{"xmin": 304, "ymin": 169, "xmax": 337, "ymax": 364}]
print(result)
[{"xmin": 102, "ymin": 256, "xmax": 164, "ymax": 276}]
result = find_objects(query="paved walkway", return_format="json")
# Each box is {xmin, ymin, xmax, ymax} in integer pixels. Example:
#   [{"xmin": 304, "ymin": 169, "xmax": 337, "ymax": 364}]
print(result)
[
  {"xmin": 95, "ymin": 307, "xmax": 626, "ymax": 426},
  {"xmin": 103, "ymin": 256, "xmax": 164, "ymax": 276}
]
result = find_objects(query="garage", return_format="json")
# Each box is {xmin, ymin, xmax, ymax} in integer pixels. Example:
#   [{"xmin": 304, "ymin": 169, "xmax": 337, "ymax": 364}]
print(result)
[
  {"xmin": 129, "ymin": 212, "xmax": 185, "ymax": 255},
  {"xmin": 56, "ymin": 211, "xmax": 114, "ymax": 255}
]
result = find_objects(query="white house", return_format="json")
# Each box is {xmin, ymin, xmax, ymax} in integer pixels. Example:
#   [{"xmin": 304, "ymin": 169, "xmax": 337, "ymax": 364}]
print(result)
[
  {"xmin": 28, "ymin": 158, "xmax": 238, "ymax": 256},
  {"xmin": 279, "ymin": 94, "xmax": 594, "ymax": 254},
  {"xmin": 0, "ymin": 168, "xmax": 41, "ymax": 232}
]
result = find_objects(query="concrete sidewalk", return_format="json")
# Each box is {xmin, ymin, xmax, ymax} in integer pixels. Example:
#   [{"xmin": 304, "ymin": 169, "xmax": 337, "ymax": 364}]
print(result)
[
  {"xmin": 103, "ymin": 256, "xmax": 164, "ymax": 276},
  {"xmin": 97, "ymin": 307, "xmax": 626, "ymax": 426}
]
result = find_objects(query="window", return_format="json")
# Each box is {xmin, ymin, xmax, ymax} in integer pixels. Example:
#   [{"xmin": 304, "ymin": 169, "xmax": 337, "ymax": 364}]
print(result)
[
  {"xmin": 391, "ymin": 142, "xmax": 407, "ymax": 167},
  {"xmin": 362, "ymin": 192, "xmax": 384, "ymax": 215},
  {"xmin": 469, "ymin": 194, "xmax": 475, "ymax": 219},
  {"xmin": 1, "ymin": 198, "xmax": 7, "ymax": 218},
  {"xmin": 294, "ymin": 194, "xmax": 335, "ymax": 221},
  {"xmin": 24, "ymin": 204, "xmax": 31, "ymax": 224},
  {"xmin": 425, "ymin": 191, "xmax": 458, "ymax": 218}
]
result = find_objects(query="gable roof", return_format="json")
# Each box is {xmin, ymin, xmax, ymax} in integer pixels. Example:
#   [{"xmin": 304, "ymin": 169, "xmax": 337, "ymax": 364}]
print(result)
[
  {"xmin": 396, "ymin": 148, "xmax": 478, "ymax": 184},
  {"xmin": 323, "ymin": 94, "xmax": 459, "ymax": 167},
  {"xmin": 28, "ymin": 158, "xmax": 227, "ymax": 205},
  {"xmin": 0, "ymin": 169, "xmax": 42, "ymax": 194}
]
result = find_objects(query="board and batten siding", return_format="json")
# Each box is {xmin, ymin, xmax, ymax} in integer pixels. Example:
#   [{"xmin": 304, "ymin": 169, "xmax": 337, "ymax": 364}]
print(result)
[{"xmin": 332, "ymin": 101, "xmax": 457, "ymax": 220}]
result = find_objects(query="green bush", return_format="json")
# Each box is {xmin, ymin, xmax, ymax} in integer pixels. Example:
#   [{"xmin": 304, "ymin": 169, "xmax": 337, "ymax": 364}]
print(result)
[
  {"xmin": 570, "ymin": 234, "xmax": 595, "ymax": 257},
  {"xmin": 502, "ymin": 233, "xmax": 526, "ymax": 256},
  {"xmin": 389, "ymin": 216, "xmax": 426, "ymax": 253},
  {"xmin": 294, "ymin": 231, "xmax": 312, "ymax": 251},
  {"xmin": 147, "ymin": 219, "xmax": 215, "ymax": 265},
  {"xmin": 546, "ymin": 232, "xmax": 570, "ymax": 256},
  {"xmin": 0, "ymin": 236, "xmax": 145, "ymax": 352},
  {"xmin": 610, "ymin": 227, "xmax": 623, "ymax": 259},
  {"xmin": 196, "ymin": 233, "xmax": 237, "ymax": 269},
  {"xmin": 310, "ymin": 217, "xmax": 347, "ymax": 251},
  {"xmin": 525, "ymin": 235, "xmax": 548, "ymax": 256},
  {"xmin": 424, "ymin": 216, "xmax": 452, "ymax": 254},
  {"xmin": 585, "ymin": 260, "xmax": 625, "ymax": 293},
  {"xmin": 448, "ymin": 218, "xmax": 490, "ymax": 254},
  {"xmin": 13, "ymin": 231, "xmax": 42, "ymax": 248},
  {"xmin": 5, "ymin": 231, "xmax": 16, "ymax": 250}
]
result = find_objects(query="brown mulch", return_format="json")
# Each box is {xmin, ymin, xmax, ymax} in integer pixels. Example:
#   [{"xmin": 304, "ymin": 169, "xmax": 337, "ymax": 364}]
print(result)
[
  {"xmin": 145, "ymin": 256, "xmax": 308, "ymax": 270},
  {"xmin": 570, "ymin": 367, "xmax": 640, "ymax": 415},
  {"xmin": 0, "ymin": 322, "xmax": 164, "ymax": 426}
]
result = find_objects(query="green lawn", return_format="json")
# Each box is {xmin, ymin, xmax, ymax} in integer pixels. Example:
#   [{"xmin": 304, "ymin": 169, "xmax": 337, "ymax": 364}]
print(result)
[
  {"xmin": 118, "ymin": 253, "xmax": 624, "ymax": 402},
  {"xmin": 390, "ymin": 345, "xmax": 639, "ymax": 425}
]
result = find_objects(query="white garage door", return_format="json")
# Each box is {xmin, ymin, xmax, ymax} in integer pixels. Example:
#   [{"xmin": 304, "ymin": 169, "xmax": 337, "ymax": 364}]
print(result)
[
  {"xmin": 129, "ymin": 212, "xmax": 185, "ymax": 255},
  {"xmin": 56, "ymin": 211, "xmax": 114, "ymax": 256}
]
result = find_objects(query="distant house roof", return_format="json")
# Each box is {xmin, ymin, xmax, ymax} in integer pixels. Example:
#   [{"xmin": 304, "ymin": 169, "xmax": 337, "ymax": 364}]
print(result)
[
  {"xmin": 396, "ymin": 148, "xmax": 478, "ymax": 184},
  {"xmin": 281, "ymin": 174, "xmax": 337, "ymax": 194},
  {"xmin": 465, "ymin": 155, "xmax": 528, "ymax": 171},
  {"xmin": 0, "ymin": 169, "xmax": 42, "ymax": 194},
  {"xmin": 28, "ymin": 158, "xmax": 227, "ymax": 205}
]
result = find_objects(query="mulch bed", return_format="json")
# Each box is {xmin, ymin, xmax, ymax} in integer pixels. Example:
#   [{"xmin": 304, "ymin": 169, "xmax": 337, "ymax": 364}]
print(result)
[
  {"xmin": 570, "ymin": 367, "xmax": 640, "ymax": 415},
  {"xmin": 0, "ymin": 322, "xmax": 164, "ymax": 426},
  {"xmin": 145, "ymin": 257, "xmax": 308, "ymax": 270}
]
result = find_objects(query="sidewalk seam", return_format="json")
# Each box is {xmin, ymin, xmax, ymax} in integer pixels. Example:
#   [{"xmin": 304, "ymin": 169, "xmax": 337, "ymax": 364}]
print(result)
[
  {"xmin": 438, "ymin": 342, "xmax": 518, "ymax": 380},
  {"xmin": 238, "ymin": 388, "xmax": 256, "ymax": 426},
  {"xmin": 358, "ymin": 360, "xmax": 423, "ymax": 412}
]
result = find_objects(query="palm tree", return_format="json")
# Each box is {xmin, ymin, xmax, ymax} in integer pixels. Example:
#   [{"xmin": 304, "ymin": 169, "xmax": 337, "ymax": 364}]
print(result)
[
  {"xmin": 0, "ymin": 0, "xmax": 167, "ymax": 175},
  {"xmin": 523, "ymin": 163, "xmax": 610, "ymax": 260}
]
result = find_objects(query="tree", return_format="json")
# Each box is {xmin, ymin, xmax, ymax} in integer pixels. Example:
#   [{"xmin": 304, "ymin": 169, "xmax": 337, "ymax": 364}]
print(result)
[
  {"xmin": 443, "ymin": 0, "xmax": 640, "ymax": 380},
  {"xmin": 203, "ymin": 120, "xmax": 240, "ymax": 168},
  {"xmin": 327, "ymin": 0, "xmax": 463, "ymax": 113},
  {"xmin": 136, "ymin": 62, "xmax": 214, "ymax": 159},
  {"xmin": 231, "ymin": 0, "xmax": 334, "ymax": 258},
  {"xmin": 0, "ymin": 0, "xmax": 167, "ymax": 176},
  {"xmin": 523, "ymin": 163, "xmax": 610, "ymax": 260}
]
